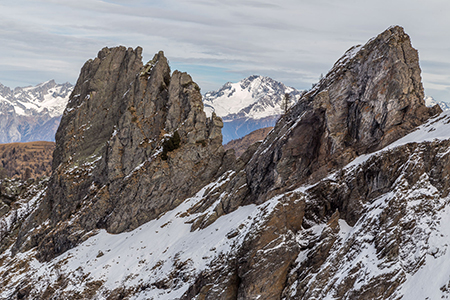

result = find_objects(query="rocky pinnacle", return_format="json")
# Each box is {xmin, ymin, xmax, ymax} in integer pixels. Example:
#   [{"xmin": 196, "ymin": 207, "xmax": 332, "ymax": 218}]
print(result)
[{"xmin": 14, "ymin": 47, "xmax": 226, "ymax": 261}]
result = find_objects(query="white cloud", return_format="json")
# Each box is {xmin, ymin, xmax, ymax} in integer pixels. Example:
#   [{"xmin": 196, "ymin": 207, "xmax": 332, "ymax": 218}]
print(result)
[{"xmin": 0, "ymin": 0, "xmax": 449, "ymax": 100}]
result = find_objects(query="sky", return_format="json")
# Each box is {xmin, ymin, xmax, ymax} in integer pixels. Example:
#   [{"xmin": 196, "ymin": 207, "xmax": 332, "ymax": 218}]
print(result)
[{"xmin": 1, "ymin": 0, "xmax": 450, "ymax": 101}]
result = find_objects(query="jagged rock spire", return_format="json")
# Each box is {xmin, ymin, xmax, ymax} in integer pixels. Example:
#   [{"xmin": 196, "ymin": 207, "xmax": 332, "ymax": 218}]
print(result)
[{"xmin": 14, "ymin": 47, "xmax": 226, "ymax": 261}]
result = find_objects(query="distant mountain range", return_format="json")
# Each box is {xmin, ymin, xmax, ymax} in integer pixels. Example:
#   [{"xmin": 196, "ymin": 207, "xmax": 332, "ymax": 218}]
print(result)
[
  {"xmin": 223, "ymin": 126, "xmax": 273, "ymax": 158},
  {"xmin": 0, "ymin": 80, "xmax": 73, "ymax": 143},
  {"xmin": 203, "ymin": 75, "xmax": 303, "ymax": 143},
  {"xmin": 425, "ymin": 95, "xmax": 450, "ymax": 111},
  {"xmin": 0, "ymin": 77, "xmax": 447, "ymax": 146},
  {"xmin": 204, "ymin": 77, "xmax": 450, "ymax": 144},
  {"xmin": 6, "ymin": 27, "xmax": 450, "ymax": 299}
]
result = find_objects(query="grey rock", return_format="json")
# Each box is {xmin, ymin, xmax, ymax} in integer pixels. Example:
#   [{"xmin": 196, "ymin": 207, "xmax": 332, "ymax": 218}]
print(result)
[
  {"xmin": 245, "ymin": 25, "xmax": 441, "ymax": 204},
  {"xmin": 5, "ymin": 26, "xmax": 447, "ymax": 300},
  {"xmin": 14, "ymin": 47, "xmax": 227, "ymax": 261}
]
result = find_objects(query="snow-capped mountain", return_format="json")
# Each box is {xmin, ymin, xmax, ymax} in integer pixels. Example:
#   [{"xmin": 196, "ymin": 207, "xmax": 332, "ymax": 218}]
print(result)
[
  {"xmin": 203, "ymin": 75, "xmax": 303, "ymax": 143},
  {"xmin": 425, "ymin": 95, "xmax": 450, "ymax": 111},
  {"xmin": 0, "ymin": 80, "xmax": 73, "ymax": 143},
  {"xmin": 3, "ymin": 26, "xmax": 450, "ymax": 300}
]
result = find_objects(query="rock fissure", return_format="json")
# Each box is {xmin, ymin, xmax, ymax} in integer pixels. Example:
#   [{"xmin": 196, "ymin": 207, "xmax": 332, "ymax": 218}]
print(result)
[{"xmin": 2, "ymin": 26, "xmax": 448, "ymax": 300}]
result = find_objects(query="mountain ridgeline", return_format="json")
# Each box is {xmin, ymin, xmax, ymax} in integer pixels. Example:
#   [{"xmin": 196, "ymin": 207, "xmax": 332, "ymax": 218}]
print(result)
[
  {"xmin": 0, "ymin": 80, "xmax": 73, "ymax": 143},
  {"xmin": 203, "ymin": 75, "xmax": 303, "ymax": 143},
  {"xmin": 0, "ymin": 26, "xmax": 448, "ymax": 299}
]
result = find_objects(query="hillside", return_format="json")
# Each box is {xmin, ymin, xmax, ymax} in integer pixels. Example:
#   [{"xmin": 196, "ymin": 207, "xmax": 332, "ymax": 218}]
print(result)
[
  {"xmin": 0, "ymin": 141, "xmax": 54, "ymax": 180},
  {"xmin": 1, "ymin": 26, "xmax": 449, "ymax": 300},
  {"xmin": 224, "ymin": 127, "xmax": 273, "ymax": 157}
]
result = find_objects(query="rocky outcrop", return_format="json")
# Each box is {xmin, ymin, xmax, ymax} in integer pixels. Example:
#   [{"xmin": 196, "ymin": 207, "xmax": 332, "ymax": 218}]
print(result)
[
  {"xmin": 14, "ymin": 47, "xmax": 226, "ymax": 261},
  {"xmin": 178, "ymin": 26, "xmax": 443, "ymax": 300},
  {"xmin": 245, "ymin": 26, "xmax": 441, "ymax": 204},
  {"xmin": 3, "ymin": 26, "xmax": 447, "ymax": 300}
]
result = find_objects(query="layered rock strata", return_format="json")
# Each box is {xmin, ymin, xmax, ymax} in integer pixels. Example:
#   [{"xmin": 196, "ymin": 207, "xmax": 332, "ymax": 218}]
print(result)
[
  {"xmin": 14, "ymin": 47, "xmax": 225, "ymax": 261},
  {"xmin": 245, "ymin": 25, "xmax": 441, "ymax": 204},
  {"xmin": 180, "ymin": 25, "xmax": 442, "ymax": 300},
  {"xmin": 3, "ymin": 26, "xmax": 444, "ymax": 300}
]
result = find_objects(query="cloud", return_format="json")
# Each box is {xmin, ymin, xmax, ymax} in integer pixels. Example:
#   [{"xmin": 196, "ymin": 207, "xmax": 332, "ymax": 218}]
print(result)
[{"xmin": 0, "ymin": 0, "xmax": 449, "ymax": 100}]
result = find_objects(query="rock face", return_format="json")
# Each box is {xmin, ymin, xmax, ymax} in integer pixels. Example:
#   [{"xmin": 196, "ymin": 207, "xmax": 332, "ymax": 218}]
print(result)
[
  {"xmin": 245, "ymin": 25, "xmax": 441, "ymax": 203},
  {"xmin": 14, "ymin": 47, "xmax": 226, "ymax": 261},
  {"xmin": 178, "ymin": 25, "xmax": 442, "ymax": 300},
  {"xmin": 1, "ymin": 26, "xmax": 447, "ymax": 300}
]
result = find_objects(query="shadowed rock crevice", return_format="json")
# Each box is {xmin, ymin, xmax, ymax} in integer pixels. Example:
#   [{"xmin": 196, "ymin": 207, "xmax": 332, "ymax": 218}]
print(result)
[
  {"xmin": 244, "ymin": 26, "xmax": 441, "ymax": 205},
  {"xmin": 4, "ymin": 26, "xmax": 446, "ymax": 300},
  {"xmin": 13, "ymin": 47, "xmax": 226, "ymax": 261}
]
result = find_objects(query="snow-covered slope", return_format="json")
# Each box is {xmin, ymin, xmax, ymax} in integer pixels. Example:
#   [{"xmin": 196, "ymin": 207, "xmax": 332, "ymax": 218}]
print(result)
[
  {"xmin": 425, "ymin": 95, "xmax": 450, "ymax": 111},
  {"xmin": 0, "ymin": 80, "xmax": 73, "ymax": 143},
  {"xmin": 203, "ymin": 75, "xmax": 303, "ymax": 143},
  {"xmin": 0, "ymin": 80, "xmax": 72, "ymax": 118},
  {"xmin": 2, "ymin": 111, "xmax": 450, "ymax": 299},
  {"xmin": 282, "ymin": 111, "xmax": 450, "ymax": 299},
  {"xmin": 0, "ymin": 172, "xmax": 281, "ymax": 299},
  {"xmin": 203, "ymin": 75, "xmax": 302, "ymax": 120},
  {"xmin": 2, "ymin": 27, "xmax": 450, "ymax": 300}
]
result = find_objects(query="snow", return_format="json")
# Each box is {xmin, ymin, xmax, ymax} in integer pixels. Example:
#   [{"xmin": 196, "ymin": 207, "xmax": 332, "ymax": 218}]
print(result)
[
  {"xmin": 203, "ymin": 75, "xmax": 302, "ymax": 120},
  {"xmin": 396, "ymin": 198, "xmax": 450, "ymax": 299},
  {"xmin": 2, "ymin": 80, "xmax": 450, "ymax": 298},
  {"xmin": 344, "ymin": 110, "xmax": 450, "ymax": 172},
  {"xmin": 0, "ymin": 174, "xmax": 282, "ymax": 299},
  {"xmin": 0, "ymin": 81, "xmax": 73, "ymax": 117},
  {"xmin": 280, "ymin": 108, "xmax": 450, "ymax": 298}
]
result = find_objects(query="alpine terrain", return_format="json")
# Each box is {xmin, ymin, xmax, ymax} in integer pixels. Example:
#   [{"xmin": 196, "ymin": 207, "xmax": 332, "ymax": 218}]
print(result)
[
  {"xmin": 425, "ymin": 95, "xmax": 450, "ymax": 111},
  {"xmin": 224, "ymin": 127, "xmax": 273, "ymax": 158},
  {"xmin": 0, "ymin": 80, "xmax": 73, "ymax": 143},
  {"xmin": 1, "ymin": 26, "xmax": 450, "ymax": 300},
  {"xmin": 203, "ymin": 75, "xmax": 303, "ymax": 143}
]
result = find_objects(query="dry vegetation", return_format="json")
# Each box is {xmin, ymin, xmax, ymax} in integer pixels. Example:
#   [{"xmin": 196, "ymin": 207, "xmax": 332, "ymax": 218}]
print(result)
[
  {"xmin": 0, "ymin": 141, "xmax": 55, "ymax": 180},
  {"xmin": 224, "ymin": 127, "xmax": 273, "ymax": 158}
]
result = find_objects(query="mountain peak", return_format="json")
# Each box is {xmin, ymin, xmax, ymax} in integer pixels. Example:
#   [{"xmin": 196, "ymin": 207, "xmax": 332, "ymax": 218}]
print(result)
[
  {"xmin": 3, "ymin": 27, "xmax": 450, "ymax": 300},
  {"xmin": 246, "ymin": 24, "xmax": 441, "ymax": 202},
  {"xmin": 203, "ymin": 75, "xmax": 303, "ymax": 143},
  {"xmin": 0, "ymin": 80, "xmax": 73, "ymax": 143},
  {"xmin": 203, "ymin": 75, "xmax": 301, "ymax": 119},
  {"xmin": 13, "ymin": 46, "xmax": 226, "ymax": 262},
  {"xmin": 425, "ymin": 95, "xmax": 450, "ymax": 111}
]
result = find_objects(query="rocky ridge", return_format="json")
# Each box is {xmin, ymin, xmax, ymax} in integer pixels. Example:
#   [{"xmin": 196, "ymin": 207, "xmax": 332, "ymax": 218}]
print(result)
[
  {"xmin": 14, "ymin": 47, "xmax": 226, "ymax": 261},
  {"xmin": 245, "ymin": 25, "xmax": 441, "ymax": 203},
  {"xmin": 0, "ymin": 26, "xmax": 447, "ymax": 300}
]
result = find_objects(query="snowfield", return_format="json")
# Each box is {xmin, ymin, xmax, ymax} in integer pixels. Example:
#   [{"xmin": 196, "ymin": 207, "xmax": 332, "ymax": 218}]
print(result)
[
  {"xmin": 0, "ymin": 80, "xmax": 73, "ymax": 117},
  {"xmin": 203, "ymin": 75, "xmax": 302, "ymax": 120},
  {"xmin": 0, "ymin": 173, "xmax": 280, "ymax": 299},
  {"xmin": 2, "ymin": 109, "xmax": 450, "ymax": 299}
]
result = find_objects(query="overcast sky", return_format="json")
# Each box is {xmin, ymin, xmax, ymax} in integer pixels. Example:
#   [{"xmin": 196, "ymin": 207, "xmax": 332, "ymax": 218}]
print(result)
[{"xmin": 1, "ymin": 0, "xmax": 450, "ymax": 101}]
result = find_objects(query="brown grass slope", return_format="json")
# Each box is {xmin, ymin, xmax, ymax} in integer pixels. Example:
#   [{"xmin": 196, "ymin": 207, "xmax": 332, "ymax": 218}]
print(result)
[
  {"xmin": 0, "ymin": 141, "xmax": 55, "ymax": 180},
  {"xmin": 224, "ymin": 127, "xmax": 273, "ymax": 158}
]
